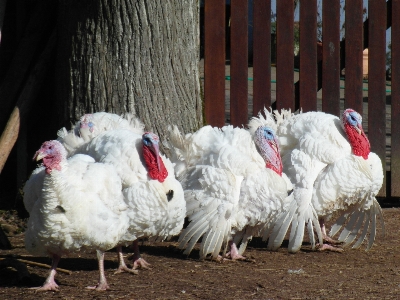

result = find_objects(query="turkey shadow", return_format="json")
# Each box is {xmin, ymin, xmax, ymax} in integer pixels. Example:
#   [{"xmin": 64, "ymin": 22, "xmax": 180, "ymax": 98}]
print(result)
[
  {"xmin": 127, "ymin": 242, "xmax": 197, "ymax": 261},
  {"xmin": 0, "ymin": 253, "xmax": 122, "ymax": 288},
  {"xmin": 0, "ymin": 253, "xmax": 119, "ymax": 272}
]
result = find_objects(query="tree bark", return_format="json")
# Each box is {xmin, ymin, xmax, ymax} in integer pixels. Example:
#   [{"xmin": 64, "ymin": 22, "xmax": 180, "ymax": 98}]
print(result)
[{"xmin": 56, "ymin": 0, "xmax": 203, "ymax": 142}]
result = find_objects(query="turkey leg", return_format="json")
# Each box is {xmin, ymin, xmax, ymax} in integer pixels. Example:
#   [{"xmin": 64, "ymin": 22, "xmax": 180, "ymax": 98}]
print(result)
[{"xmin": 30, "ymin": 254, "xmax": 60, "ymax": 291}]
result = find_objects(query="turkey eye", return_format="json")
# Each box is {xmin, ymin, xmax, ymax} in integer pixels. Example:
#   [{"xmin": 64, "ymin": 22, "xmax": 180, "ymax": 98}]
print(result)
[{"xmin": 143, "ymin": 137, "xmax": 151, "ymax": 146}]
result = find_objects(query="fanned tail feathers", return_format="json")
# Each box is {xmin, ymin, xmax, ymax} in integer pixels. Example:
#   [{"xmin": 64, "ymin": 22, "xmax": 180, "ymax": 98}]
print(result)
[
  {"xmin": 178, "ymin": 167, "xmax": 243, "ymax": 260},
  {"xmin": 178, "ymin": 201, "xmax": 231, "ymax": 259},
  {"xmin": 329, "ymin": 197, "xmax": 384, "ymax": 250},
  {"xmin": 266, "ymin": 198, "xmax": 322, "ymax": 252}
]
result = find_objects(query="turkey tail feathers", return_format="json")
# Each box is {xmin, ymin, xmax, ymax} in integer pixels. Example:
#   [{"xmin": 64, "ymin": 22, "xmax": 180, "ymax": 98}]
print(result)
[
  {"xmin": 287, "ymin": 203, "xmax": 322, "ymax": 253},
  {"xmin": 330, "ymin": 197, "xmax": 384, "ymax": 251},
  {"xmin": 179, "ymin": 208, "xmax": 230, "ymax": 260},
  {"xmin": 342, "ymin": 211, "xmax": 366, "ymax": 247},
  {"xmin": 266, "ymin": 201, "xmax": 296, "ymax": 250}
]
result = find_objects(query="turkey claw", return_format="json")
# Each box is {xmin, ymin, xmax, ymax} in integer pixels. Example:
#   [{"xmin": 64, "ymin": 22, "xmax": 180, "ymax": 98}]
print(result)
[
  {"xmin": 316, "ymin": 243, "xmax": 344, "ymax": 252},
  {"xmin": 30, "ymin": 281, "xmax": 60, "ymax": 292},
  {"xmin": 132, "ymin": 258, "xmax": 151, "ymax": 270},
  {"xmin": 86, "ymin": 282, "xmax": 109, "ymax": 291},
  {"xmin": 323, "ymin": 236, "xmax": 344, "ymax": 245},
  {"xmin": 114, "ymin": 265, "xmax": 139, "ymax": 275}
]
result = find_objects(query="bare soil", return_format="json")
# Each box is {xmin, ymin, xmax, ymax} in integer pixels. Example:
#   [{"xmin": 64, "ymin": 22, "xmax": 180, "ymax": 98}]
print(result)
[{"xmin": 1, "ymin": 208, "xmax": 399, "ymax": 300}]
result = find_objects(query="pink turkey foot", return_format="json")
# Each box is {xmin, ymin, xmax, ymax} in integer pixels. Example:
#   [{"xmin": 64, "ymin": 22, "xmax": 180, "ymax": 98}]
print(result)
[
  {"xmin": 30, "ymin": 255, "xmax": 60, "ymax": 291},
  {"xmin": 86, "ymin": 250, "xmax": 110, "ymax": 291},
  {"xmin": 128, "ymin": 240, "xmax": 151, "ymax": 270},
  {"xmin": 114, "ymin": 263, "xmax": 139, "ymax": 275},
  {"xmin": 317, "ymin": 243, "xmax": 344, "ymax": 252},
  {"xmin": 86, "ymin": 281, "xmax": 109, "ymax": 291},
  {"xmin": 317, "ymin": 219, "xmax": 344, "ymax": 252},
  {"xmin": 217, "ymin": 241, "xmax": 251, "ymax": 262},
  {"xmin": 114, "ymin": 246, "xmax": 139, "ymax": 275},
  {"xmin": 323, "ymin": 235, "xmax": 344, "ymax": 245},
  {"xmin": 30, "ymin": 278, "xmax": 59, "ymax": 291},
  {"xmin": 132, "ymin": 257, "xmax": 151, "ymax": 269}
]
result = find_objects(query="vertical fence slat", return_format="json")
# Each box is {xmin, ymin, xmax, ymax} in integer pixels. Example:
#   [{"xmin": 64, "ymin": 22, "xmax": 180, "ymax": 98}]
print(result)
[
  {"xmin": 299, "ymin": 0, "xmax": 317, "ymax": 112},
  {"xmin": 391, "ymin": 0, "xmax": 400, "ymax": 196},
  {"xmin": 276, "ymin": 0, "xmax": 294, "ymax": 111},
  {"xmin": 322, "ymin": 0, "xmax": 340, "ymax": 116},
  {"xmin": 230, "ymin": 0, "xmax": 248, "ymax": 126},
  {"xmin": 253, "ymin": 0, "xmax": 271, "ymax": 116},
  {"xmin": 344, "ymin": 0, "xmax": 364, "ymax": 113},
  {"xmin": 204, "ymin": 0, "xmax": 226, "ymax": 127},
  {"xmin": 368, "ymin": 0, "xmax": 387, "ymax": 197}
]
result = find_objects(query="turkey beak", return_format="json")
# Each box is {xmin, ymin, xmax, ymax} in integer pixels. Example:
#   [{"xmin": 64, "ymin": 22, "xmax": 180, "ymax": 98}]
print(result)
[
  {"xmin": 355, "ymin": 125, "xmax": 362, "ymax": 135},
  {"xmin": 33, "ymin": 151, "xmax": 46, "ymax": 162},
  {"xmin": 152, "ymin": 143, "xmax": 162, "ymax": 171},
  {"xmin": 269, "ymin": 139, "xmax": 279, "ymax": 153}
]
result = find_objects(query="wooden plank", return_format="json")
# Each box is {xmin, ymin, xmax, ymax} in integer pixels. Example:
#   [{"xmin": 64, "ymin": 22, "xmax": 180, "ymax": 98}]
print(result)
[
  {"xmin": 368, "ymin": 0, "xmax": 387, "ymax": 197},
  {"xmin": 204, "ymin": 0, "xmax": 226, "ymax": 127},
  {"xmin": 391, "ymin": 0, "xmax": 400, "ymax": 196},
  {"xmin": 322, "ymin": 0, "xmax": 340, "ymax": 116},
  {"xmin": 0, "ymin": 30, "xmax": 56, "ymax": 174},
  {"xmin": 230, "ymin": 0, "xmax": 248, "ymax": 126},
  {"xmin": 344, "ymin": 0, "xmax": 364, "ymax": 114},
  {"xmin": 0, "ymin": 0, "xmax": 7, "ymax": 44},
  {"xmin": 276, "ymin": 0, "xmax": 294, "ymax": 111},
  {"xmin": 16, "ymin": 0, "xmax": 29, "ymax": 194},
  {"xmin": 0, "ymin": 0, "xmax": 56, "ymax": 133},
  {"xmin": 299, "ymin": 0, "xmax": 317, "ymax": 112},
  {"xmin": 253, "ymin": 0, "xmax": 271, "ymax": 116}
]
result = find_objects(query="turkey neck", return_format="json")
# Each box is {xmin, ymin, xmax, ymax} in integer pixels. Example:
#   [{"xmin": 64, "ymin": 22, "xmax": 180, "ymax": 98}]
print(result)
[
  {"xmin": 42, "ymin": 160, "xmax": 69, "ymax": 213},
  {"xmin": 343, "ymin": 123, "xmax": 370, "ymax": 159},
  {"xmin": 142, "ymin": 145, "xmax": 168, "ymax": 182},
  {"xmin": 257, "ymin": 143, "xmax": 283, "ymax": 176}
]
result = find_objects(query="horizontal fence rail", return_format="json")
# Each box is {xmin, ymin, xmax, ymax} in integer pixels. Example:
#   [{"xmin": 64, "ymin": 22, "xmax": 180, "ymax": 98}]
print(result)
[{"xmin": 203, "ymin": 0, "xmax": 399, "ymax": 198}]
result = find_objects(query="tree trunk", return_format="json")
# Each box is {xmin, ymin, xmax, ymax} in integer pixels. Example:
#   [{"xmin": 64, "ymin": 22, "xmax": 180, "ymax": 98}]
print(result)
[{"xmin": 56, "ymin": 0, "xmax": 203, "ymax": 142}]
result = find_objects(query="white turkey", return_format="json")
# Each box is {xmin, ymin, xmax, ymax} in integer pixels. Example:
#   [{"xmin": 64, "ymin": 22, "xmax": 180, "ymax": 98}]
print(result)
[
  {"xmin": 23, "ymin": 140, "xmax": 129, "ymax": 291},
  {"xmin": 252, "ymin": 108, "xmax": 384, "ymax": 253},
  {"xmin": 165, "ymin": 123, "xmax": 293, "ymax": 260},
  {"xmin": 74, "ymin": 127, "xmax": 185, "ymax": 271},
  {"xmin": 57, "ymin": 112, "xmax": 144, "ymax": 156}
]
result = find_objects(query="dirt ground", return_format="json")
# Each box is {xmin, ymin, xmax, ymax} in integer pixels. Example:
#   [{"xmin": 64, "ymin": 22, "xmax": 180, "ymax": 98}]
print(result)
[{"xmin": 0, "ymin": 207, "xmax": 399, "ymax": 300}]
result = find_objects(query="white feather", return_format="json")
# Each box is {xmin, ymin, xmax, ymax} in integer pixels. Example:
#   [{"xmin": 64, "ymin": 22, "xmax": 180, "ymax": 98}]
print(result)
[
  {"xmin": 255, "ymin": 108, "xmax": 384, "ymax": 252},
  {"xmin": 24, "ymin": 143, "xmax": 128, "ymax": 257},
  {"xmin": 167, "ymin": 125, "xmax": 292, "ymax": 259}
]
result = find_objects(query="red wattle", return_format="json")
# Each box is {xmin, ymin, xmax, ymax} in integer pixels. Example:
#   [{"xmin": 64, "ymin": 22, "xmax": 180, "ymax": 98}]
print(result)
[
  {"xmin": 142, "ymin": 145, "xmax": 168, "ymax": 182},
  {"xmin": 43, "ymin": 156, "xmax": 62, "ymax": 174},
  {"xmin": 344, "ymin": 123, "xmax": 370, "ymax": 160}
]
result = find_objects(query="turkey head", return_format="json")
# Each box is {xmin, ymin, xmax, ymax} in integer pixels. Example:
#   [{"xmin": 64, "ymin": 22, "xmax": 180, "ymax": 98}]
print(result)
[
  {"xmin": 342, "ymin": 109, "xmax": 370, "ymax": 159},
  {"xmin": 142, "ymin": 132, "xmax": 168, "ymax": 182},
  {"xmin": 254, "ymin": 126, "xmax": 283, "ymax": 176}
]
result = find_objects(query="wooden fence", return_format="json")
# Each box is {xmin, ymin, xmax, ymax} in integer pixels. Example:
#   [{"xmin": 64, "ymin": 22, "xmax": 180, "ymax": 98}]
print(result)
[{"xmin": 203, "ymin": 0, "xmax": 399, "ymax": 199}]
